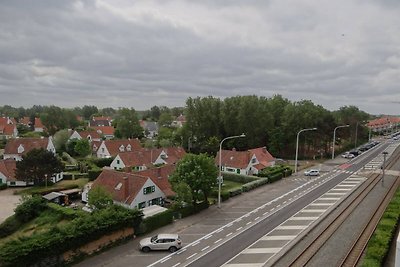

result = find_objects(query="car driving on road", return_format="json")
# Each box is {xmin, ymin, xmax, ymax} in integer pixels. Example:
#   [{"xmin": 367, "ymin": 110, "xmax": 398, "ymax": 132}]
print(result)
[
  {"xmin": 139, "ymin": 234, "xmax": 182, "ymax": 253},
  {"xmin": 304, "ymin": 169, "xmax": 320, "ymax": 176}
]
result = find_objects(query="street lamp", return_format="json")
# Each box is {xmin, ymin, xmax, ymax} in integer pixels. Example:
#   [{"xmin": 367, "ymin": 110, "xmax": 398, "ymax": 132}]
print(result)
[
  {"xmin": 332, "ymin": 125, "xmax": 349, "ymax": 159},
  {"xmin": 295, "ymin": 128, "xmax": 317, "ymax": 174},
  {"xmin": 218, "ymin": 133, "xmax": 246, "ymax": 208}
]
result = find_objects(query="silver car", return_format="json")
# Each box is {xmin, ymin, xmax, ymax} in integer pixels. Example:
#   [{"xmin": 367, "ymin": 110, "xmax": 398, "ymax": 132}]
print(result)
[{"xmin": 139, "ymin": 234, "xmax": 182, "ymax": 253}]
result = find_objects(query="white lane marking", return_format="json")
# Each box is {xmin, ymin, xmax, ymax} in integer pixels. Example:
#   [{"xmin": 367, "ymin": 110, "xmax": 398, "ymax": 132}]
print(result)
[
  {"xmin": 176, "ymin": 248, "xmax": 186, "ymax": 254},
  {"xmin": 204, "ymin": 234, "xmax": 212, "ymax": 240},
  {"xmin": 255, "ymin": 217, "xmax": 260, "ymax": 221},
  {"xmin": 187, "ymin": 253, "xmax": 197, "ymax": 260},
  {"xmin": 191, "ymin": 241, "xmax": 200, "ymax": 247},
  {"xmin": 215, "ymin": 228, "xmax": 223, "ymax": 233},
  {"xmin": 237, "ymin": 227, "xmax": 243, "ymax": 231},
  {"xmin": 226, "ymin": 232, "xmax": 233, "ymax": 237},
  {"xmin": 246, "ymin": 221, "xmax": 252, "ymax": 225},
  {"xmin": 214, "ymin": 238, "xmax": 222, "ymax": 244},
  {"xmin": 172, "ymin": 263, "xmax": 181, "ymax": 267},
  {"xmin": 201, "ymin": 246, "xmax": 210, "ymax": 252},
  {"xmin": 160, "ymin": 256, "xmax": 171, "ymax": 263}
]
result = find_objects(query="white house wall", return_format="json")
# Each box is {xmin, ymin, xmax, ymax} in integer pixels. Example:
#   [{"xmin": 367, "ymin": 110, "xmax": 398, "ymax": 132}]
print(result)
[
  {"xmin": 96, "ymin": 142, "xmax": 111, "ymax": 158},
  {"xmin": 129, "ymin": 178, "xmax": 165, "ymax": 209},
  {"xmin": 69, "ymin": 131, "xmax": 82, "ymax": 141},
  {"xmin": 0, "ymin": 173, "xmax": 7, "ymax": 184},
  {"xmin": 110, "ymin": 155, "xmax": 126, "ymax": 170},
  {"xmin": 3, "ymin": 154, "xmax": 22, "ymax": 161}
]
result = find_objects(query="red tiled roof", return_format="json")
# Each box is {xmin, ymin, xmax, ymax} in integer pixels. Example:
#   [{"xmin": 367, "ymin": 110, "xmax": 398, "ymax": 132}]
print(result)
[
  {"xmin": 91, "ymin": 141, "xmax": 101, "ymax": 153},
  {"xmin": 19, "ymin": 117, "xmax": 31, "ymax": 125},
  {"xmin": 215, "ymin": 147, "xmax": 275, "ymax": 170},
  {"xmin": 0, "ymin": 159, "xmax": 16, "ymax": 181},
  {"xmin": 77, "ymin": 130, "xmax": 101, "ymax": 140},
  {"xmin": 161, "ymin": 147, "xmax": 186, "ymax": 164},
  {"xmin": 0, "ymin": 124, "xmax": 16, "ymax": 136},
  {"xmin": 4, "ymin": 138, "xmax": 49, "ymax": 155},
  {"xmin": 215, "ymin": 149, "xmax": 250, "ymax": 169},
  {"xmin": 136, "ymin": 165, "xmax": 176, "ymax": 197},
  {"xmin": 34, "ymin": 118, "xmax": 44, "ymax": 128},
  {"xmin": 118, "ymin": 149, "xmax": 156, "ymax": 168},
  {"xmin": 92, "ymin": 116, "xmax": 112, "ymax": 121},
  {"xmin": 103, "ymin": 139, "xmax": 142, "ymax": 156},
  {"xmin": 93, "ymin": 126, "xmax": 115, "ymax": 136},
  {"xmin": 93, "ymin": 169, "xmax": 148, "ymax": 205},
  {"xmin": 368, "ymin": 116, "xmax": 400, "ymax": 127}
]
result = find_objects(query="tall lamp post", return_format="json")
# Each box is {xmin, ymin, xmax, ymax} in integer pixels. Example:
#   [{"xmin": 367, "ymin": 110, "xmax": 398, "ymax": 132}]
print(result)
[
  {"xmin": 382, "ymin": 151, "xmax": 388, "ymax": 186},
  {"xmin": 218, "ymin": 133, "xmax": 246, "ymax": 208},
  {"xmin": 332, "ymin": 125, "xmax": 349, "ymax": 159},
  {"xmin": 295, "ymin": 128, "xmax": 317, "ymax": 174}
]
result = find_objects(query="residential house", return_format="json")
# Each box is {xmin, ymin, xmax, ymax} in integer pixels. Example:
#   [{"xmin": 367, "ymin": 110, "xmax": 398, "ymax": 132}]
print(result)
[
  {"xmin": 4, "ymin": 137, "xmax": 56, "ymax": 161},
  {"xmin": 0, "ymin": 117, "xmax": 18, "ymax": 139},
  {"xmin": 139, "ymin": 120, "xmax": 159, "ymax": 138},
  {"xmin": 96, "ymin": 139, "xmax": 142, "ymax": 158},
  {"xmin": 69, "ymin": 130, "xmax": 102, "ymax": 142},
  {"xmin": 92, "ymin": 126, "xmax": 115, "ymax": 139},
  {"xmin": 89, "ymin": 116, "xmax": 112, "ymax": 127},
  {"xmin": 136, "ymin": 165, "xmax": 176, "ymax": 198},
  {"xmin": 0, "ymin": 159, "xmax": 17, "ymax": 185},
  {"xmin": 110, "ymin": 147, "xmax": 186, "ymax": 170},
  {"xmin": 19, "ymin": 117, "xmax": 33, "ymax": 128},
  {"xmin": 88, "ymin": 169, "xmax": 166, "ymax": 209},
  {"xmin": 34, "ymin": 117, "xmax": 45, "ymax": 132},
  {"xmin": 367, "ymin": 116, "xmax": 400, "ymax": 134},
  {"xmin": 215, "ymin": 146, "xmax": 275, "ymax": 176},
  {"xmin": 171, "ymin": 114, "xmax": 186, "ymax": 128}
]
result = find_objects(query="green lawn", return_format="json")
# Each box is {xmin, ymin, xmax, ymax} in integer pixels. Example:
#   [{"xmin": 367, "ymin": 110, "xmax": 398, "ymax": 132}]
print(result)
[{"xmin": 221, "ymin": 180, "xmax": 243, "ymax": 192}]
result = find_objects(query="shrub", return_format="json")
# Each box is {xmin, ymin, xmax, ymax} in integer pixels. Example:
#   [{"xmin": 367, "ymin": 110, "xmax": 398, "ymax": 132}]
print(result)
[
  {"xmin": 138, "ymin": 210, "xmax": 174, "ymax": 235},
  {"xmin": 0, "ymin": 215, "xmax": 22, "ymax": 238},
  {"xmin": 222, "ymin": 173, "xmax": 258, "ymax": 184},
  {"xmin": 14, "ymin": 195, "xmax": 48, "ymax": 223},
  {"xmin": 88, "ymin": 169, "xmax": 102, "ymax": 181},
  {"xmin": 0, "ymin": 183, "xmax": 7, "ymax": 190},
  {"xmin": 229, "ymin": 188, "xmax": 242, "ymax": 197},
  {"xmin": 92, "ymin": 158, "xmax": 114, "ymax": 168},
  {"xmin": 175, "ymin": 201, "xmax": 209, "ymax": 218},
  {"xmin": 220, "ymin": 191, "xmax": 230, "ymax": 201},
  {"xmin": 268, "ymin": 173, "xmax": 283, "ymax": 183},
  {"xmin": 242, "ymin": 178, "xmax": 269, "ymax": 192}
]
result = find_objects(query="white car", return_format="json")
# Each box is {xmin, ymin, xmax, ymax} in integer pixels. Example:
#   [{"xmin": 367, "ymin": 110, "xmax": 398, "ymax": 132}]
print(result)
[
  {"xmin": 304, "ymin": 169, "xmax": 320, "ymax": 176},
  {"xmin": 342, "ymin": 152, "xmax": 355, "ymax": 159},
  {"xmin": 139, "ymin": 234, "xmax": 182, "ymax": 253}
]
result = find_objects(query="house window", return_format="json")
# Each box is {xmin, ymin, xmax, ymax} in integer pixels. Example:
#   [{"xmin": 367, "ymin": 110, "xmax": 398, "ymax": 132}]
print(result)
[
  {"xmin": 138, "ymin": 202, "xmax": 146, "ymax": 209},
  {"xmin": 127, "ymin": 144, "xmax": 131, "ymax": 151},
  {"xmin": 117, "ymin": 160, "xmax": 120, "ymax": 164},
  {"xmin": 101, "ymin": 148, "xmax": 105, "ymax": 152},
  {"xmin": 236, "ymin": 169, "xmax": 240, "ymax": 174},
  {"xmin": 143, "ymin": 186, "xmax": 155, "ymax": 195},
  {"xmin": 251, "ymin": 158, "xmax": 256, "ymax": 164}
]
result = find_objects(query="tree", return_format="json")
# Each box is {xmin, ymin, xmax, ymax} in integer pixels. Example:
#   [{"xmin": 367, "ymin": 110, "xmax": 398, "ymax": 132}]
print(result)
[
  {"xmin": 74, "ymin": 139, "xmax": 91, "ymax": 157},
  {"xmin": 172, "ymin": 182, "xmax": 193, "ymax": 207},
  {"xmin": 88, "ymin": 186, "xmax": 113, "ymax": 210},
  {"xmin": 53, "ymin": 129, "xmax": 70, "ymax": 152},
  {"xmin": 82, "ymin": 105, "xmax": 99, "ymax": 120},
  {"xmin": 170, "ymin": 153, "xmax": 218, "ymax": 205},
  {"xmin": 113, "ymin": 108, "xmax": 143, "ymax": 138},
  {"xmin": 15, "ymin": 148, "xmax": 64, "ymax": 186}
]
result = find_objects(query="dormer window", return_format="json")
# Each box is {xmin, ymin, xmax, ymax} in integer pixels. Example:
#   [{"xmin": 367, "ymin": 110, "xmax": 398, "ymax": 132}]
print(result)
[
  {"xmin": 127, "ymin": 144, "xmax": 131, "ymax": 151},
  {"xmin": 17, "ymin": 144, "xmax": 24, "ymax": 154},
  {"xmin": 251, "ymin": 158, "xmax": 256, "ymax": 164},
  {"xmin": 119, "ymin": 145, "xmax": 125, "ymax": 152}
]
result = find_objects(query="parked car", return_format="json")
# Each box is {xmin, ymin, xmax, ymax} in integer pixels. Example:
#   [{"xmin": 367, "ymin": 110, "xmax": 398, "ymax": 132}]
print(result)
[
  {"xmin": 342, "ymin": 152, "xmax": 355, "ymax": 159},
  {"xmin": 139, "ymin": 234, "xmax": 182, "ymax": 253},
  {"xmin": 304, "ymin": 169, "xmax": 320, "ymax": 176},
  {"xmin": 349, "ymin": 150, "xmax": 361, "ymax": 156}
]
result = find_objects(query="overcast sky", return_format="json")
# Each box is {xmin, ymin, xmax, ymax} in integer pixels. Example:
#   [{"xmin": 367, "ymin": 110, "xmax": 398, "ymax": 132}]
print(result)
[{"xmin": 1, "ymin": 0, "xmax": 400, "ymax": 115}]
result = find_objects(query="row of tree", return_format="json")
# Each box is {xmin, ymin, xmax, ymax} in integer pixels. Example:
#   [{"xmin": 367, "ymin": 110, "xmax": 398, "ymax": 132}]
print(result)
[
  {"xmin": 179, "ymin": 95, "xmax": 371, "ymax": 157},
  {"xmin": 1, "ymin": 95, "xmax": 372, "ymax": 158}
]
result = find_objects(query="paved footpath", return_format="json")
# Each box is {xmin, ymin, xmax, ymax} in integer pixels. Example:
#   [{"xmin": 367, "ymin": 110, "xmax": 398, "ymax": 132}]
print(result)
[{"xmin": 0, "ymin": 188, "xmax": 22, "ymax": 223}]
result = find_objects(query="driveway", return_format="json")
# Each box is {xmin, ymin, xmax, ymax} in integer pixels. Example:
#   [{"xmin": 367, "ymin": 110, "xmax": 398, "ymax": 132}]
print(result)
[{"xmin": 0, "ymin": 188, "xmax": 22, "ymax": 223}]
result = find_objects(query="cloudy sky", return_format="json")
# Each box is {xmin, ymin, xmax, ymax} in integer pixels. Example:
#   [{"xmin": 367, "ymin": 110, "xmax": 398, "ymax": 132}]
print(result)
[{"xmin": 1, "ymin": 0, "xmax": 400, "ymax": 114}]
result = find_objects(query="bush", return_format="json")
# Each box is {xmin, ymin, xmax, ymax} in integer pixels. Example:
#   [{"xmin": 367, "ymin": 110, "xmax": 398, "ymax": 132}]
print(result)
[
  {"xmin": 138, "ymin": 210, "xmax": 174, "ymax": 235},
  {"xmin": 242, "ymin": 178, "xmax": 269, "ymax": 192},
  {"xmin": 88, "ymin": 169, "xmax": 102, "ymax": 181},
  {"xmin": 229, "ymin": 188, "xmax": 242, "ymax": 197},
  {"xmin": 223, "ymin": 173, "xmax": 258, "ymax": 184},
  {"xmin": 14, "ymin": 195, "xmax": 48, "ymax": 223},
  {"xmin": 92, "ymin": 158, "xmax": 114, "ymax": 168},
  {"xmin": 0, "ymin": 205, "xmax": 143, "ymax": 267},
  {"xmin": 362, "ymin": 189, "xmax": 400, "ymax": 266},
  {"xmin": 0, "ymin": 183, "xmax": 7, "ymax": 190},
  {"xmin": 0, "ymin": 215, "xmax": 22, "ymax": 238},
  {"xmin": 175, "ymin": 201, "xmax": 209, "ymax": 218},
  {"xmin": 268, "ymin": 172, "xmax": 283, "ymax": 183}
]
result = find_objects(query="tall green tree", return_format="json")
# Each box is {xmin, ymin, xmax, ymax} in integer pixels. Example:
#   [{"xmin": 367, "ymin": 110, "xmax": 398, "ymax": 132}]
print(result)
[
  {"xmin": 74, "ymin": 139, "xmax": 91, "ymax": 157},
  {"xmin": 15, "ymin": 148, "xmax": 64, "ymax": 186},
  {"xmin": 170, "ymin": 153, "xmax": 218, "ymax": 204},
  {"xmin": 113, "ymin": 108, "xmax": 143, "ymax": 139},
  {"xmin": 88, "ymin": 186, "xmax": 113, "ymax": 210}
]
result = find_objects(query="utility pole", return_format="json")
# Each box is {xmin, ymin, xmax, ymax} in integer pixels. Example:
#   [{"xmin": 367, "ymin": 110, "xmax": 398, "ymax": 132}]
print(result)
[{"xmin": 382, "ymin": 151, "xmax": 388, "ymax": 186}]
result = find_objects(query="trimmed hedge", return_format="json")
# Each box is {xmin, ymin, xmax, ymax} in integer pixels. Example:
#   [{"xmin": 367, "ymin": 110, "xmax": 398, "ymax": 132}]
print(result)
[
  {"xmin": 0, "ymin": 215, "xmax": 22, "ymax": 238},
  {"xmin": 137, "ymin": 210, "xmax": 174, "ymax": 235},
  {"xmin": 0, "ymin": 205, "xmax": 142, "ymax": 267},
  {"xmin": 91, "ymin": 158, "xmax": 114, "ymax": 168},
  {"xmin": 242, "ymin": 178, "xmax": 269, "ymax": 192},
  {"xmin": 0, "ymin": 183, "xmax": 7, "ymax": 190},
  {"xmin": 362, "ymin": 188, "xmax": 400, "ymax": 267},
  {"xmin": 176, "ymin": 201, "xmax": 209, "ymax": 218},
  {"xmin": 222, "ymin": 173, "xmax": 258, "ymax": 183},
  {"xmin": 88, "ymin": 169, "xmax": 102, "ymax": 181},
  {"xmin": 229, "ymin": 188, "xmax": 242, "ymax": 197}
]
